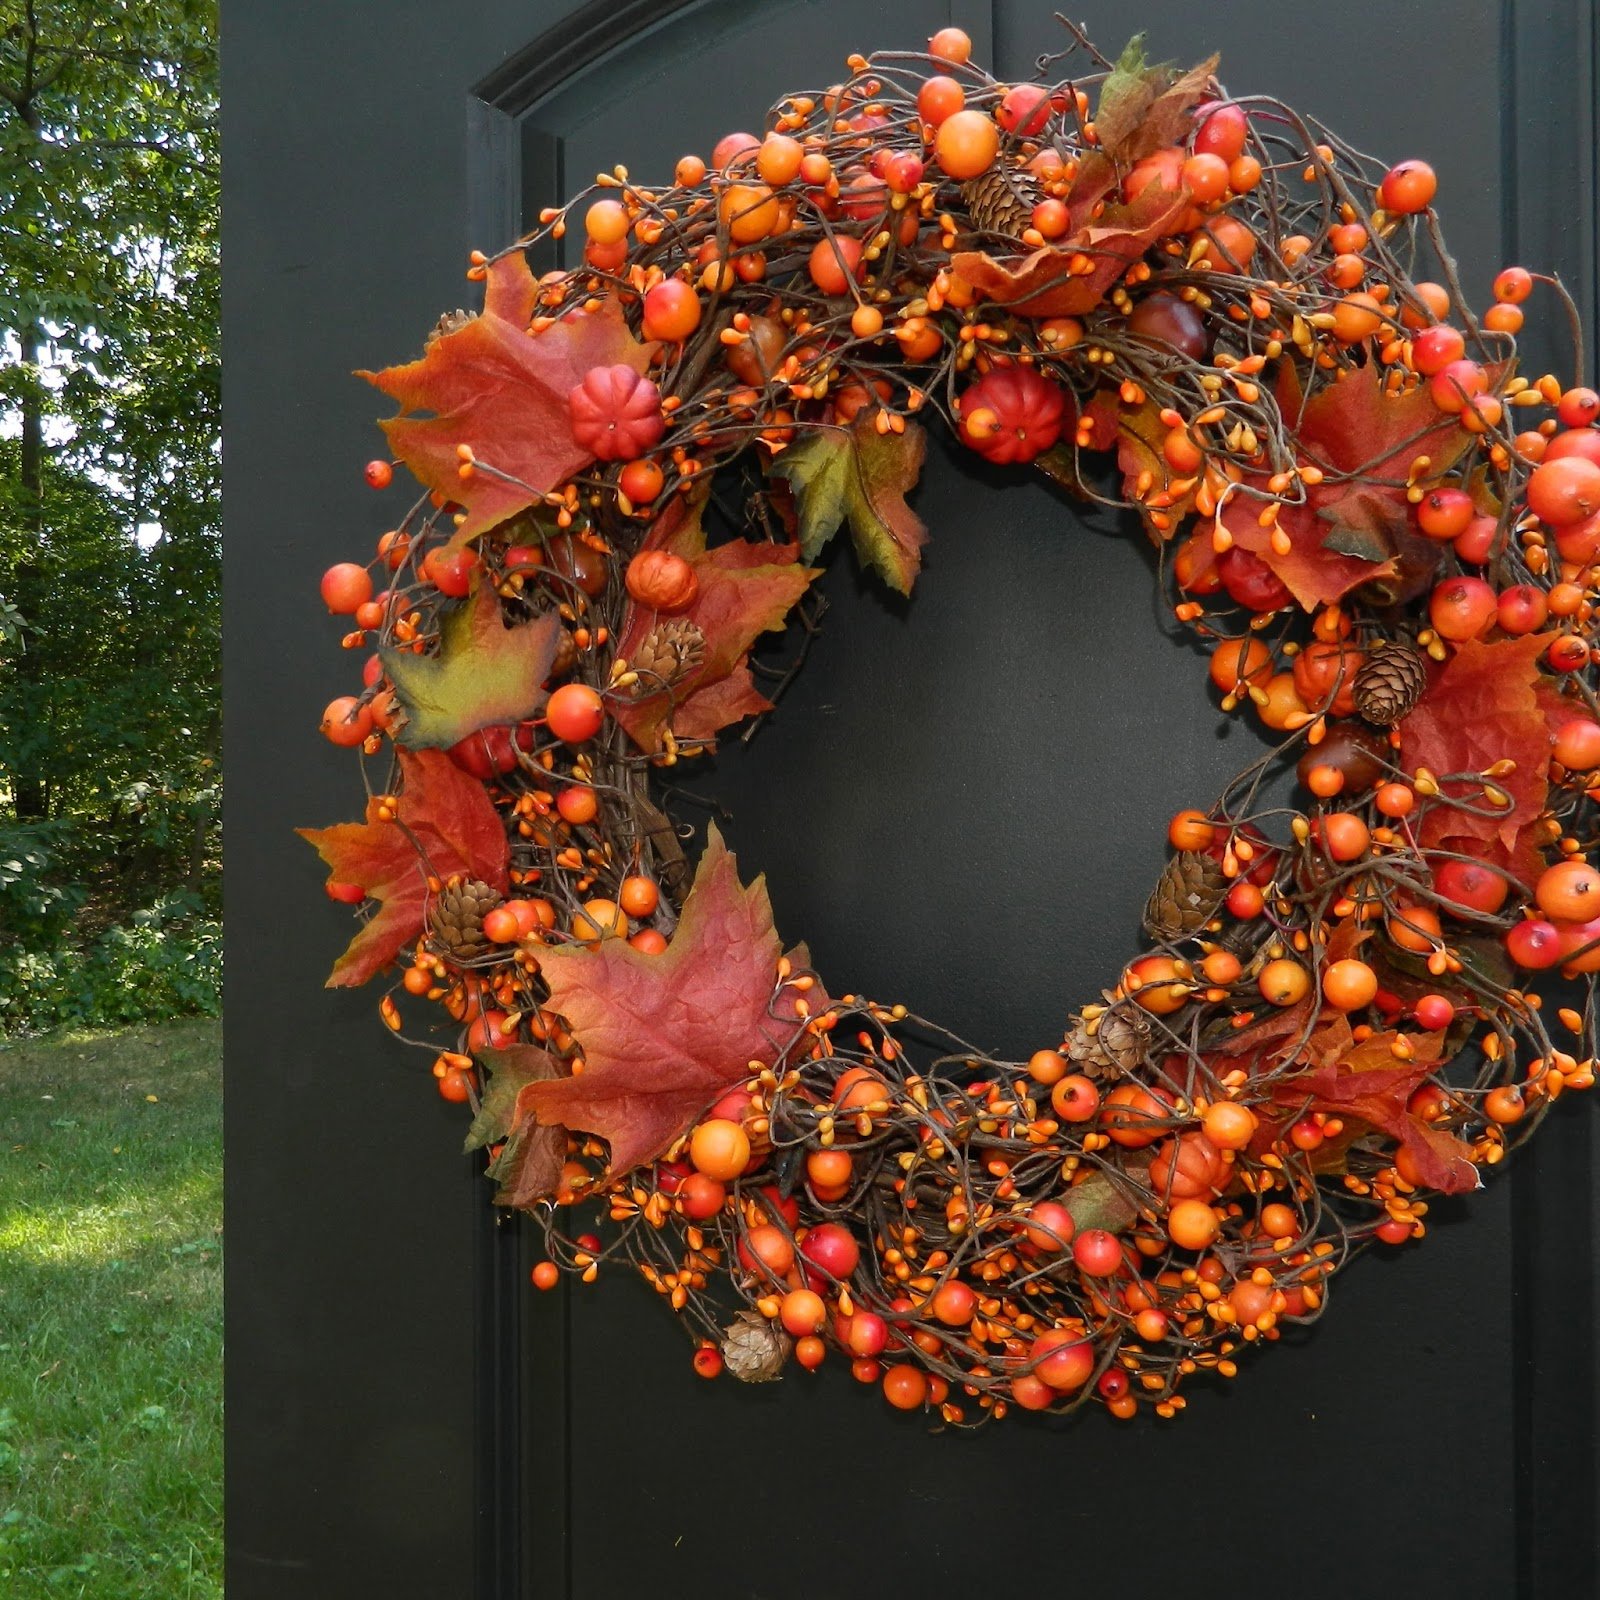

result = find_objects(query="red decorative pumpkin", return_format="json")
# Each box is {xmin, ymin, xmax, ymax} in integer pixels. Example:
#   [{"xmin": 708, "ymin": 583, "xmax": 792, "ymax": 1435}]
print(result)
[
  {"xmin": 568, "ymin": 365, "xmax": 666, "ymax": 461},
  {"xmin": 956, "ymin": 366, "xmax": 1066, "ymax": 465},
  {"xmin": 625, "ymin": 548, "xmax": 699, "ymax": 613}
]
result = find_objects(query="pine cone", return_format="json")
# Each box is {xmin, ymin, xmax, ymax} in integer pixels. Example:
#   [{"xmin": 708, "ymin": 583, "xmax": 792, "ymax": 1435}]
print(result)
[
  {"xmin": 1065, "ymin": 995, "xmax": 1151, "ymax": 1078},
  {"xmin": 428, "ymin": 876, "xmax": 502, "ymax": 961},
  {"xmin": 721, "ymin": 1310, "xmax": 790, "ymax": 1383},
  {"xmin": 962, "ymin": 165, "xmax": 1042, "ymax": 241},
  {"xmin": 427, "ymin": 308, "xmax": 474, "ymax": 346},
  {"xmin": 1142, "ymin": 851, "xmax": 1228, "ymax": 942},
  {"xmin": 1353, "ymin": 641, "xmax": 1427, "ymax": 726},
  {"xmin": 632, "ymin": 619, "xmax": 705, "ymax": 689},
  {"xmin": 550, "ymin": 625, "xmax": 578, "ymax": 679}
]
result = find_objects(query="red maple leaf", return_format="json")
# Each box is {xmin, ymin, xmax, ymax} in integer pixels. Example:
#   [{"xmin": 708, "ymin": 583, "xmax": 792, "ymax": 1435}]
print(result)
[
  {"xmin": 1266, "ymin": 1019, "xmax": 1478, "ymax": 1193},
  {"xmin": 948, "ymin": 181, "xmax": 1193, "ymax": 318},
  {"xmin": 613, "ymin": 490, "xmax": 818, "ymax": 752},
  {"xmin": 298, "ymin": 747, "xmax": 509, "ymax": 986},
  {"xmin": 517, "ymin": 826, "xmax": 811, "ymax": 1181},
  {"xmin": 361, "ymin": 252, "xmax": 657, "ymax": 546},
  {"xmin": 1220, "ymin": 362, "xmax": 1485, "ymax": 610},
  {"xmin": 1399, "ymin": 633, "xmax": 1553, "ymax": 886}
]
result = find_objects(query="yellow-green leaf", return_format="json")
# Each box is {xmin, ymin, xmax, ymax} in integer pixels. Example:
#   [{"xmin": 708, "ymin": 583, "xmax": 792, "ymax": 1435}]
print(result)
[
  {"xmin": 771, "ymin": 417, "xmax": 928, "ymax": 594},
  {"xmin": 381, "ymin": 579, "xmax": 560, "ymax": 749}
]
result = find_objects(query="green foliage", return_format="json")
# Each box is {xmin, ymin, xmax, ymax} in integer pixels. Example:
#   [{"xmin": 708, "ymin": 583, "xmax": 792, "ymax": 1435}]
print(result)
[
  {"xmin": 0, "ymin": 894, "xmax": 220, "ymax": 1034},
  {"xmin": 0, "ymin": 1020, "xmax": 222, "ymax": 1597},
  {"xmin": 0, "ymin": 0, "xmax": 220, "ymax": 992}
]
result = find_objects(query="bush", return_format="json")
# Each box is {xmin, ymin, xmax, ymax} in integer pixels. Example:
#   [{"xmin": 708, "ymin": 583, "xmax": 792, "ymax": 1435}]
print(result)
[{"xmin": 0, "ymin": 892, "xmax": 221, "ymax": 1034}]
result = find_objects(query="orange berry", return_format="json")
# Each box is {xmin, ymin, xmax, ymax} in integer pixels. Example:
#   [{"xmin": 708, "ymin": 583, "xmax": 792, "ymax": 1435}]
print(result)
[{"xmin": 689, "ymin": 1118, "xmax": 751, "ymax": 1181}]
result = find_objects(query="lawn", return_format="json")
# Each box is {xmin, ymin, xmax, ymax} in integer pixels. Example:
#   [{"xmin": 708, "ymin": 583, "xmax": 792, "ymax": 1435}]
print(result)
[{"xmin": 0, "ymin": 1019, "xmax": 222, "ymax": 1597}]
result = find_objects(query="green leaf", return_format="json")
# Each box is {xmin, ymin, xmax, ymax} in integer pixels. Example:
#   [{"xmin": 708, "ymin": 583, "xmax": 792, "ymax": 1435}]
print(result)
[
  {"xmin": 770, "ymin": 418, "xmax": 928, "ymax": 594},
  {"xmin": 467, "ymin": 1045, "xmax": 570, "ymax": 1208},
  {"xmin": 1093, "ymin": 36, "xmax": 1216, "ymax": 167},
  {"xmin": 1061, "ymin": 1169, "xmax": 1140, "ymax": 1235},
  {"xmin": 464, "ymin": 1044, "xmax": 563, "ymax": 1152},
  {"xmin": 381, "ymin": 580, "xmax": 560, "ymax": 749}
]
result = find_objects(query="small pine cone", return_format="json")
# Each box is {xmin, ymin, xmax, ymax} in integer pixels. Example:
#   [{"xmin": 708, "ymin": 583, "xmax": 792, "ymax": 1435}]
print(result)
[
  {"xmin": 1353, "ymin": 642, "xmax": 1427, "ymax": 727},
  {"xmin": 550, "ymin": 625, "xmax": 578, "ymax": 679},
  {"xmin": 1064, "ymin": 994, "xmax": 1150, "ymax": 1078},
  {"xmin": 1095, "ymin": 1005, "xmax": 1152, "ymax": 1075},
  {"xmin": 428, "ymin": 876, "xmax": 502, "ymax": 961},
  {"xmin": 427, "ymin": 308, "xmax": 474, "ymax": 346},
  {"xmin": 632, "ymin": 619, "xmax": 706, "ymax": 689},
  {"xmin": 961, "ymin": 165, "xmax": 1042, "ymax": 242},
  {"xmin": 721, "ymin": 1310, "xmax": 790, "ymax": 1383},
  {"xmin": 1142, "ymin": 851, "xmax": 1228, "ymax": 942}
]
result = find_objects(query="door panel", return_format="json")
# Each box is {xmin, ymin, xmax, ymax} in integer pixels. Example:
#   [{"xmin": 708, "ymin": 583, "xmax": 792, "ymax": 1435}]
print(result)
[{"xmin": 224, "ymin": 2, "xmax": 1598, "ymax": 1595}]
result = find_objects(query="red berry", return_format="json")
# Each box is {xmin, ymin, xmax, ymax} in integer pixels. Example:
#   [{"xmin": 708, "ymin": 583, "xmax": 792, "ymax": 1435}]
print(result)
[
  {"xmin": 641, "ymin": 278, "xmax": 701, "ymax": 343},
  {"xmin": 1505, "ymin": 918, "xmax": 1562, "ymax": 969},
  {"xmin": 320, "ymin": 695, "xmax": 373, "ymax": 747},
  {"xmin": 422, "ymin": 545, "xmax": 478, "ymax": 598},
  {"xmin": 320, "ymin": 562, "xmax": 373, "ymax": 614},
  {"xmin": 364, "ymin": 459, "xmax": 394, "ymax": 489},
  {"xmin": 1493, "ymin": 267, "xmax": 1534, "ymax": 304},
  {"xmin": 1528, "ymin": 455, "xmax": 1600, "ymax": 525},
  {"xmin": 1558, "ymin": 387, "xmax": 1600, "ymax": 428},
  {"xmin": 1428, "ymin": 359, "xmax": 1487, "ymax": 413},
  {"xmin": 1415, "ymin": 487, "xmax": 1474, "ymax": 540},
  {"xmin": 324, "ymin": 879, "xmax": 365, "ymax": 904},
  {"xmin": 545, "ymin": 683, "xmax": 605, "ymax": 743},
  {"xmin": 1411, "ymin": 325, "xmax": 1466, "ymax": 375},
  {"xmin": 997, "ymin": 84, "xmax": 1051, "ymax": 137},
  {"xmin": 1434, "ymin": 858, "xmax": 1510, "ymax": 916},
  {"xmin": 1379, "ymin": 160, "xmax": 1437, "ymax": 214},
  {"xmin": 1193, "ymin": 103, "xmax": 1248, "ymax": 163},
  {"xmin": 692, "ymin": 1345, "xmax": 724, "ymax": 1379},
  {"xmin": 1413, "ymin": 994, "xmax": 1456, "ymax": 1030},
  {"xmin": 1428, "ymin": 576, "xmax": 1497, "ymax": 640},
  {"xmin": 800, "ymin": 1223, "xmax": 861, "ymax": 1279},
  {"xmin": 1071, "ymin": 1228, "xmax": 1122, "ymax": 1276}
]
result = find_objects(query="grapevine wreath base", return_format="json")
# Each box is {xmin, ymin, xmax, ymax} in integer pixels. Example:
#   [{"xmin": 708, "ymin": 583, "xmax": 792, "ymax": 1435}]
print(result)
[{"xmin": 302, "ymin": 24, "xmax": 1600, "ymax": 1424}]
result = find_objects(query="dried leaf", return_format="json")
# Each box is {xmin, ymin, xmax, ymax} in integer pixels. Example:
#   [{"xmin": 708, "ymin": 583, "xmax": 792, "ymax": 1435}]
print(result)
[
  {"xmin": 1094, "ymin": 36, "xmax": 1217, "ymax": 167},
  {"xmin": 1062, "ymin": 1169, "xmax": 1140, "ymax": 1235},
  {"xmin": 1220, "ymin": 363, "xmax": 1487, "ymax": 610},
  {"xmin": 770, "ymin": 416, "xmax": 928, "ymax": 593},
  {"xmin": 612, "ymin": 491, "xmax": 818, "ymax": 752},
  {"xmin": 361, "ymin": 253, "xmax": 657, "ymax": 547},
  {"xmin": 381, "ymin": 580, "xmax": 560, "ymax": 749},
  {"xmin": 1267, "ymin": 1021, "xmax": 1478, "ymax": 1193},
  {"xmin": 1399, "ymin": 633, "xmax": 1554, "ymax": 885},
  {"xmin": 517, "ymin": 827, "xmax": 809, "ymax": 1180},
  {"xmin": 948, "ymin": 180, "xmax": 1191, "ymax": 318},
  {"xmin": 298, "ymin": 748, "xmax": 510, "ymax": 986},
  {"xmin": 469, "ymin": 1046, "xmax": 569, "ymax": 1208}
]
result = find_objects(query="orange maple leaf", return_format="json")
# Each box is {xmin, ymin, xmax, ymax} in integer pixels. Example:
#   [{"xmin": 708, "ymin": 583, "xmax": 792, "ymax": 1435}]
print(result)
[
  {"xmin": 612, "ymin": 490, "xmax": 818, "ymax": 752},
  {"xmin": 517, "ymin": 827, "xmax": 812, "ymax": 1182},
  {"xmin": 298, "ymin": 747, "xmax": 509, "ymax": 986},
  {"xmin": 361, "ymin": 252, "xmax": 657, "ymax": 547}
]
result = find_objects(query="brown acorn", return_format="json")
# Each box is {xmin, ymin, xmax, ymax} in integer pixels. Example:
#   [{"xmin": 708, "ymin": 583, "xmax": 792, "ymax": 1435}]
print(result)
[
  {"xmin": 1353, "ymin": 641, "xmax": 1427, "ymax": 727},
  {"xmin": 1143, "ymin": 851, "xmax": 1229, "ymax": 942},
  {"xmin": 428, "ymin": 876, "xmax": 502, "ymax": 961}
]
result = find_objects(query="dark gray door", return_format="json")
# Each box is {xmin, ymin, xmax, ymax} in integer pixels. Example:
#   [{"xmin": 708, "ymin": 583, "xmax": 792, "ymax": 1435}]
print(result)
[{"xmin": 224, "ymin": 3, "xmax": 1599, "ymax": 1595}]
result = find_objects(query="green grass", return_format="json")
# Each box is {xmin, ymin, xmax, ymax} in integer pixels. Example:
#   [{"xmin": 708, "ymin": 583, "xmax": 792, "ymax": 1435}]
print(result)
[{"xmin": 0, "ymin": 1019, "xmax": 222, "ymax": 1597}]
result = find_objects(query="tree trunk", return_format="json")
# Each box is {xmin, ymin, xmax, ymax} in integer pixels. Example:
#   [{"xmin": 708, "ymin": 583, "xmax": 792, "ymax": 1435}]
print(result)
[{"xmin": 8, "ymin": 323, "xmax": 49, "ymax": 821}]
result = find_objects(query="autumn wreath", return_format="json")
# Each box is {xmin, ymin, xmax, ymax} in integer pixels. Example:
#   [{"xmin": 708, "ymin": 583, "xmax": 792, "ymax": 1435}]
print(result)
[{"xmin": 302, "ymin": 24, "xmax": 1600, "ymax": 1423}]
